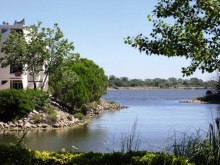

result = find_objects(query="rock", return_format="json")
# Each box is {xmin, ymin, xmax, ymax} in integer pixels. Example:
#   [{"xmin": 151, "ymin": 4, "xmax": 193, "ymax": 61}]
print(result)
[
  {"xmin": 31, "ymin": 125, "xmax": 37, "ymax": 128},
  {"xmin": 9, "ymin": 123, "xmax": 16, "ymax": 127},
  {"xmin": 4, "ymin": 123, "xmax": 9, "ymax": 128},
  {"xmin": 33, "ymin": 110, "xmax": 39, "ymax": 114},
  {"xmin": 18, "ymin": 120, "xmax": 23, "ymax": 124},
  {"xmin": 52, "ymin": 123, "xmax": 60, "ymax": 128},
  {"xmin": 41, "ymin": 124, "xmax": 49, "ymax": 128},
  {"xmin": 0, "ymin": 122, "xmax": 4, "ymax": 129},
  {"xmin": 24, "ymin": 122, "xmax": 32, "ymax": 128}
]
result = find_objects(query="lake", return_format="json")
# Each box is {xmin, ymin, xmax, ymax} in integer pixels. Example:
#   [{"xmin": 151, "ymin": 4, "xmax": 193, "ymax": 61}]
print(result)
[{"xmin": 0, "ymin": 89, "xmax": 219, "ymax": 152}]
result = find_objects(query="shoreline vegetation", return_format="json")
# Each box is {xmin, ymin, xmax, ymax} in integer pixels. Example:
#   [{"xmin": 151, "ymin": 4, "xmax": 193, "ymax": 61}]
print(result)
[
  {"xmin": 108, "ymin": 86, "xmax": 208, "ymax": 90},
  {"xmin": 0, "ymin": 96, "xmax": 128, "ymax": 131}
]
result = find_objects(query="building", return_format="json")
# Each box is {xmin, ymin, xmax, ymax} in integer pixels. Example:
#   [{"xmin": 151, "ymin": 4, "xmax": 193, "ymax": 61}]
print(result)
[{"xmin": 0, "ymin": 19, "xmax": 48, "ymax": 91}]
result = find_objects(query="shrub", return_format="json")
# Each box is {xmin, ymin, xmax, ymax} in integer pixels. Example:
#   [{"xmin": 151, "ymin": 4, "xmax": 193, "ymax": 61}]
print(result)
[
  {"xmin": 0, "ymin": 145, "xmax": 193, "ymax": 165},
  {"xmin": 46, "ymin": 106, "xmax": 57, "ymax": 122},
  {"xmin": 32, "ymin": 114, "xmax": 42, "ymax": 123},
  {"xmin": 0, "ymin": 89, "xmax": 34, "ymax": 122},
  {"xmin": 74, "ymin": 112, "xmax": 84, "ymax": 120},
  {"xmin": 0, "ymin": 89, "xmax": 49, "ymax": 122},
  {"xmin": 26, "ymin": 89, "xmax": 49, "ymax": 110},
  {"xmin": 67, "ymin": 115, "xmax": 72, "ymax": 121},
  {"xmin": 131, "ymin": 153, "xmax": 192, "ymax": 165},
  {"xmin": 0, "ymin": 145, "xmax": 31, "ymax": 165},
  {"xmin": 50, "ymin": 58, "xmax": 108, "ymax": 110}
]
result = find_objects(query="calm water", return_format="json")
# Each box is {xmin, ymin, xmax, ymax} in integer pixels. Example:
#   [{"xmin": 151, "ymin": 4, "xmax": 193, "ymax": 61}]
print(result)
[{"xmin": 0, "ymin": 89, "xmax": 219, "ymax": 152}]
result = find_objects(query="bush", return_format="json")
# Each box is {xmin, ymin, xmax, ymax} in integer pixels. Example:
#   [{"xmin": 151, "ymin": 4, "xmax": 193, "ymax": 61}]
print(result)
[
  {"xmin": 0, "ymin": 144, "xmax": 193, "ymax": 165},
  {"xmin": 50, "ymin": 58, "xmax": 108, "ymax": 110},
  {"xmin": 0, "ymin": 145, "xmax": 31, "ymax": 165},
  {"xmin": 67, "ymin": 115, "xmax": 72, "ymax": 121},
  {"xmin": 74, "ymin": 112, "xmax": 85, "ymax": 120},
  {"xmin": 0, "ymin": 89, "xmax": 49, "ymax": 122},
  {"xmin": 0, "ymin": 89, "xmax": 34, "ymax": 122},
  {"xmin": 46, "ymin": 106, "xmax": 57, "ymax": 122},
  {"xmin": 26, "ymin": 89, "xmax": 49, "ymax": 110},
  {"xmin": 32, "ymin": 114, "xmax": 42, "ymax": 123},
  {"xmin": 132, "ymin": 153, "xmax": 192, "ymax": 165}
]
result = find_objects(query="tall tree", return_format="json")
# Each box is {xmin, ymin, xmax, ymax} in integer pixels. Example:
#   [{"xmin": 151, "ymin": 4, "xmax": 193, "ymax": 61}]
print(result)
[
  {"xmin": 0, "ymin": 22, "xmax": 75, "ymax": 89},
  {"xmin": 125, "ymin": 0, "xmax": 220, "ymax": 76}
]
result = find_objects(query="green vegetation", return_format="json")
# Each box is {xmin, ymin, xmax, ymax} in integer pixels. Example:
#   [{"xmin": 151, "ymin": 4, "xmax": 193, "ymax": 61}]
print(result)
[
  {"xmin": 0, "ymin": 145, "xmax": 192, "ymax": 165},
  {"xmin": 125, "ymin": 0, "xmax": 220, "ymax": 77},
  {"xmin": 50, "ymin": 57, "xmax": 108, "ymax": 111},
  {"xmin": 0, "ymin": 22, "xmax": 76, "ymax": 89},
  {"xmin": 109, "ymin": 75, "xmax": 218, "ymax": 89},
  {"xmin": 74, "ymin": 112, "xmax": 85, "ymax": 120},
  {"xmin": 32, "ymin": 114, "xmax": 42, "ymax": 123},
  {"xmin": 46, "ymin": 107, "xmax": 57, "ymax": 122},
  {"xmin": 0, "ymin": 89, "xmax": 49, "ymax": 122},
  {"xmin": 168, "ymin": 123, "xmax": 220, "ymax": 165}
]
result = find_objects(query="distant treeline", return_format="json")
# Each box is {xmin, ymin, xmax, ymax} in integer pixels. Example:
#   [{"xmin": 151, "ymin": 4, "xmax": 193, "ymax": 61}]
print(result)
[{"xmin": 108, "ymin": 75, "xmax": 218, "ymax": 89}]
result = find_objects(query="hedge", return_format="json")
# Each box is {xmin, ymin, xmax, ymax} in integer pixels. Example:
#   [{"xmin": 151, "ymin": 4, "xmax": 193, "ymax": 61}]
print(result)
[
  {"xmin": 0, "ymin": 145, "xmax": 194, "ymax": 165},
  {"xmin": 0, "ymin": 89, "xmax": 49, "ymax": 122}
]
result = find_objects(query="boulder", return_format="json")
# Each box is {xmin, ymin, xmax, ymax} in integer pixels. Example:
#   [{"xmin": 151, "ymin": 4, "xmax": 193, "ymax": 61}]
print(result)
[
  {"xmin": 33, "ymin": 110, "xmax": 39, "ymax": 114},
  {"xmin": 52, "ymin": 123, "xmax": 60, "ymax": 128},
  {"xmin": 24, "ymin": 122, "xmax": 32, "ymax": 128},
  {"xmin": 41, "ymin": 124, "xmax": 49, "ymax": 128}
]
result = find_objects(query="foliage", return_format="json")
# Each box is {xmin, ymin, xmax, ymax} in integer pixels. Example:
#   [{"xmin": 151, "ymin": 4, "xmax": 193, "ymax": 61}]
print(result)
[
  {"xmin": 0, "ymin": 145, "xmax": 192, "ymax": 165},
  {"xmin": 26, "ymin": 89, "xmax": 49, "ymax": 110},
  {"xmin": 32, "ymin": 114, "xmax": 42, "ymax": 123},
  {"xmin": 108, "ymin": 75, "xmax": 215, "ymax": 88},
  {"xmin": 125, "ymin": 0, "xmax": 220, "ymax": 76},
  {"xmin": 0, "ymin": 89, "xmax": 34, "ymax": 122},
  {"xmin": 0, "ymin": 145, "xmax": 32, "ymax": 165},
  {"xmin": 169, "ymin": 123, "xmax": 220, "ymax": 165},
  {"xmin": 0, "ymin": 22, "xmax": 76, "ymax": 89},
  {"xmin": 46, "ymin": 106, "xmax": 57, "ymax": 122},
  {"xmin": 0, "ymin": 89, "xmax": 49, "ymax": 122},
  {"xmin": 67, "ymin": 115, "xmax": 72, "ymax": 121},
  {"xmin": 74, "ymin": 112, "xmax": 85, "ymax": 120},
  {"xmin": 50, "ymin": 57, "xmax": 108, "ymax": 110},
  {"xmin": 132, "ymin": 153, "xmax": 192, "ymax": 165}
]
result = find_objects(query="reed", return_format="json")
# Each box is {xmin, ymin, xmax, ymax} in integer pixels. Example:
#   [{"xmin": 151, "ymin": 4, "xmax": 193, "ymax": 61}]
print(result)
[{"xmin": 169, "ymin": 121, "xmax": 220, "ymax": 165}]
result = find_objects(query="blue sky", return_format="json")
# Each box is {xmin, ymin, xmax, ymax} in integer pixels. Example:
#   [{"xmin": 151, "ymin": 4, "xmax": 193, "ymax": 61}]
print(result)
[{"xmin": 0, "ymin": 0, "xmax": 216, "ymax": 81}]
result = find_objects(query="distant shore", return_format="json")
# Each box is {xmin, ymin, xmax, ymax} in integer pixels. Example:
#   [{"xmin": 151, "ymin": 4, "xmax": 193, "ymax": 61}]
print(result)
[{"xmin": 108, "ymin": 86, "xmax": 208, "ymax": 90}]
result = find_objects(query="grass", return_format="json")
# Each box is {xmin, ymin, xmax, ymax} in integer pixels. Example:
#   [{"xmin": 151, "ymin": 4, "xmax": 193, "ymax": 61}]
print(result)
[
  {"xmin": 168, "ymin": 122, "xmax": 220, "ymax": 164},
  {"xmin": 46, "ymin": 106, "xmax": 57, "ymax": 122},
  {"xmin": 32, "ymin": 114, "xmax": 42, "ymax": 123},
  {"xmin": 74, "ymin": 112, "xmax": 84, "ymax": 120}
]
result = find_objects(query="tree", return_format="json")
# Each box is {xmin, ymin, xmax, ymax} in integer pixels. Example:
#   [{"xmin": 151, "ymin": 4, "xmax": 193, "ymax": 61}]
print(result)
[
  {"xmin": 168, "ymin": 77, "xmax": 178, "ymax": 87},
  {"xmin": 0, "ymin": 22, "xmax": 75, "ymax": 89},
  {"xmin": 50, "ymin": 57, "xmax": 108, "ymax": 110},
  {"xmin": 125, "ymin": 0, "xmax": 220, "ymax": 76}
]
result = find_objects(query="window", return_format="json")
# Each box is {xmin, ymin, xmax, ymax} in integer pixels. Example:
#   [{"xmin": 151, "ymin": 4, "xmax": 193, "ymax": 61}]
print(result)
[
  {"xmin": 1, "ymin": 28, "xmax": 8, "ymax": 33},
  {"xmin": 10, "ymin": 80, "xmax": 23, "ymax": 89},
  {"xmin": 1, "ymin": 80, "xmax": 7, "ymax": 85},
  {"xmin": 10, "ymin": 65, "xmax": 22, "ymax": 74}
]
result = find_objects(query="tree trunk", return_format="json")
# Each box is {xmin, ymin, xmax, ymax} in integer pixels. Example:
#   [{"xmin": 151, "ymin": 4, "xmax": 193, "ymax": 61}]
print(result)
[
  {"xmin": 41, "ymin": 73, "xmax": 48, "ymax": 90},
  {"xmin": 33, "ymin": 73, "xmax": 36, "ymax": 90}
]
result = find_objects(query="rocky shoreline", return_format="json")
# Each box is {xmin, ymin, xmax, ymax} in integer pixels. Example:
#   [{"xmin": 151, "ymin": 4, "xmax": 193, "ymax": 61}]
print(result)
[{"xmin": 0, "ymin": 99, "xmax": 128, "ymax": 131}]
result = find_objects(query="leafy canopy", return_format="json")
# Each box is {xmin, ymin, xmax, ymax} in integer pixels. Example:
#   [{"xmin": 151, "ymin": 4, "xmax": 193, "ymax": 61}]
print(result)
[
  {"xmin": 125, "ymin": 0, "xmax": 220, "ymax": 76},
  {"xmin": 50, "ymin": 57, "xmax": 108, "ymax": 110},
  {"xmin": 0, "ymin": 22, "xmax": 75, "ymax": 89}
]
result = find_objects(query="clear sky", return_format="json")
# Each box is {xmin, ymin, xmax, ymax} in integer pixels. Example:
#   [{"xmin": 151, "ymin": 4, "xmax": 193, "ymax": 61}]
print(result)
[{"xmin": 0, "ymin": 0, "xmax": 216, "ymax": 81}]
